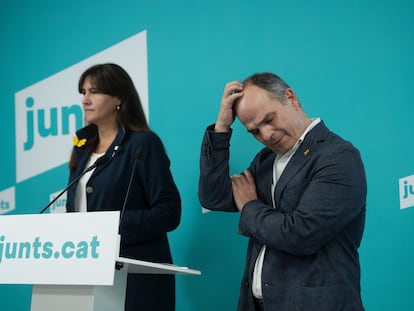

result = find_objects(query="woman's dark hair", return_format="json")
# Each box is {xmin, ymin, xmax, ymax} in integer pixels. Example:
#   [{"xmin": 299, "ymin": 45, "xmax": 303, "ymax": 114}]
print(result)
[
  {"xmin": 70, "ymin": 63, "xmax": 150, "ymax": 171},
  {"xmin": 78, "ymin": 63, "xmax": 150, "ymax": 131}
]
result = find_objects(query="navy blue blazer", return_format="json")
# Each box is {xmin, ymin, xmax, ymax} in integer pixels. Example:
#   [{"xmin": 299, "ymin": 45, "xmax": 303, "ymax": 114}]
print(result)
[
  {"xmin": 66, "ymin": 125, "xmax": 181, "ymax": 263},
  {"xmin": 66, "ymin": 125, "xmax": 181, "ymax": 310},
  {"xmin": 199, "ymin": 121, "xmax": 366, "ymax": 311}
]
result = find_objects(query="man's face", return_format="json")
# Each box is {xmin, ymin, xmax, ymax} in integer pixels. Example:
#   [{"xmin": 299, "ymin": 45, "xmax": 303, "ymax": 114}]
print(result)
[{"xmin": 235, "ymin": 85, "xmax": 309, "ymax": 154}]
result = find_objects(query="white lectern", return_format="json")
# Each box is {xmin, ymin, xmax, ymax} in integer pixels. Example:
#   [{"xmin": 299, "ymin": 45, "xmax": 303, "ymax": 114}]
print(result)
[{"xmin": 0, "ymin": 212, "xmax": 201, "ymax": 311}]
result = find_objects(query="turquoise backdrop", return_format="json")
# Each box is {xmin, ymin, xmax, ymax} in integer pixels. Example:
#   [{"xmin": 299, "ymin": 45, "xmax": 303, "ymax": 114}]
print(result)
[{"xmin": 1, "ymin": 0, "xmax": 413, "ymax": 310}]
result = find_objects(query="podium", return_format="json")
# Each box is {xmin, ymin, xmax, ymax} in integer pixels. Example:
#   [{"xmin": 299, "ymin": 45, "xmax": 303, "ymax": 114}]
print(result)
[{"xmin": 0, "ymin": 212, "xmax": 201, "ymax": 311}]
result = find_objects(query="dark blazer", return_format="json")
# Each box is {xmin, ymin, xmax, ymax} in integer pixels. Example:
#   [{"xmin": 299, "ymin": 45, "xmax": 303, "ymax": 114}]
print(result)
[
  {"xmin": 66, "ymin": 125, "xmax": 181, "ymax": 311},
  {"xmin": 199, "ymin": 121, "xmax": 366, "ymax": 311}
]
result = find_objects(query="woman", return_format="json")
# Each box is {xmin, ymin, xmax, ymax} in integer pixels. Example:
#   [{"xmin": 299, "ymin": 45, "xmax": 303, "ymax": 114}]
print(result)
[{"xmin": 66, "ymin": 63, "xmax": 181, "ymax": 310}]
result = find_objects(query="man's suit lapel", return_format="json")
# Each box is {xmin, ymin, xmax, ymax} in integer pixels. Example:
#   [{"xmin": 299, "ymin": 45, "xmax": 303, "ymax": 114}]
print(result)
[{"xmin": 273, "ymin": 122, "xmax": 329, "ymax": 208}]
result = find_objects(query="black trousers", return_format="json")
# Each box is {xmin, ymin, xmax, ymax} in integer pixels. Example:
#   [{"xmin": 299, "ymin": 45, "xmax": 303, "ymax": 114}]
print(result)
[
  {"xmin": 125, "ymin": 273, "xmax": 175, "ymax": 311},
  {"xmin": 254, "ymin": 298, "xmax": 264, "ymax": 311}
]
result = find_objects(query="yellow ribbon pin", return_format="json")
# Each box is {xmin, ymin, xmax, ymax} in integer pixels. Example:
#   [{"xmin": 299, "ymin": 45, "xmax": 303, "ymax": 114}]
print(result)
[{"xmin": 73, "ymin": 135, "xmax": 87, "ymax": 147}]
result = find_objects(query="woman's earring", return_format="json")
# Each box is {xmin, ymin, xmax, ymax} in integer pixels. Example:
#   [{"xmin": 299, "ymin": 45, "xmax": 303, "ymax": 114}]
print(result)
[{"xmin": 116, "ymin": 105, "xmax": 121, "ymax": 111}]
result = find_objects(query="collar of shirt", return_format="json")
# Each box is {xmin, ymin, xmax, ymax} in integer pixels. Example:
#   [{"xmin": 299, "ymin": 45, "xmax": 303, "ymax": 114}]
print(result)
[
  {"xmin": 277, "ymin": 117, "xmax": 321, "ymax": 160},
  {"xmin": 273, "ymin": 117, "xmax": 321, "ymax": 185}
]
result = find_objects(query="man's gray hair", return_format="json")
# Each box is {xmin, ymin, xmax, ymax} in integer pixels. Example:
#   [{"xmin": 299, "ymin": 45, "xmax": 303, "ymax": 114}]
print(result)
[{"xmin": 242, "ymin": 72, "xmax": 291, "ymax": 105}]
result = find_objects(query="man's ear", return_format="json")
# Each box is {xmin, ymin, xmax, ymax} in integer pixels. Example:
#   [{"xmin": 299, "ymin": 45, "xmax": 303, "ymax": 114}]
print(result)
[{"xmin": 285, "ymin": 88, "xmax": 300, "ymax": 109}]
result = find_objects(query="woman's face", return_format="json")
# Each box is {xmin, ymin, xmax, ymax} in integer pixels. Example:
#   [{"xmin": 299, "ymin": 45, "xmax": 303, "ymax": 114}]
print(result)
[{"xmin": 80, "ymin": 76, "xmax": 121, "ymax": 126}]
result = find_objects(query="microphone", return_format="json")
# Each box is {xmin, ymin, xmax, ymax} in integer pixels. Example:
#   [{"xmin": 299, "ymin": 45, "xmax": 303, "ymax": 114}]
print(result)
[
  {"xmin": 119, "ymin": 148, "xmax": 143, "ymax": 223},
  {"xmin": 114, "ymin": 149, "xmax": 142, "ymax": 270},
  {"xmin": 39, "ymin": 155, "xmax": 109, "ymax": 214}
]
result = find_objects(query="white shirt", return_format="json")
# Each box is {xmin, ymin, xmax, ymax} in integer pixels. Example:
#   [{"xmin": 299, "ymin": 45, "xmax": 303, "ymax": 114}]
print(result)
[
  {"xmin": 74, "ymin": 153, "xmax": 104, "ymax": 212},
  {"xmin": 252, "ymin": 118, "xmax": 321, "ymax": 299}
]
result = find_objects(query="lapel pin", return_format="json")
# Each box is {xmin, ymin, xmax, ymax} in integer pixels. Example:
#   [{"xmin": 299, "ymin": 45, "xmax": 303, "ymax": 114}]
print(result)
[{"xmin": 304, "ymin": 149, "xmax": 310, "ymax": 156}]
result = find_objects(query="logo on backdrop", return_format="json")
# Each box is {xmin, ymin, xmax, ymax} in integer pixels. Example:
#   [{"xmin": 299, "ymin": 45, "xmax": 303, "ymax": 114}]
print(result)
[
  {"xmin": 399, "ymin": 174, "xmax": 414, "ymax": 210},
  {"xmin": 0, "ymin": 30, "xmax": 149, "ymax": 214},
  {"xmin": 0, "ymin": 187, "xmax": 15, "ymax": 215}
]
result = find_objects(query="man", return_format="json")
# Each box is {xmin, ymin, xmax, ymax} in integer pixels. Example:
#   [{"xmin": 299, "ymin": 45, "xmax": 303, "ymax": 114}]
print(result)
[{"xmin": 198, "ymin": 72, "xmax": 366, "ymax": 311}]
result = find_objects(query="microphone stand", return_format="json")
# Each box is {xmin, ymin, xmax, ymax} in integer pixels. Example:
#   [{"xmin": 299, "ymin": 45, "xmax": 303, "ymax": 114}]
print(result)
[{"xmin": 39, "ymin": 155, "xmax": 109, "ymax": 214}]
